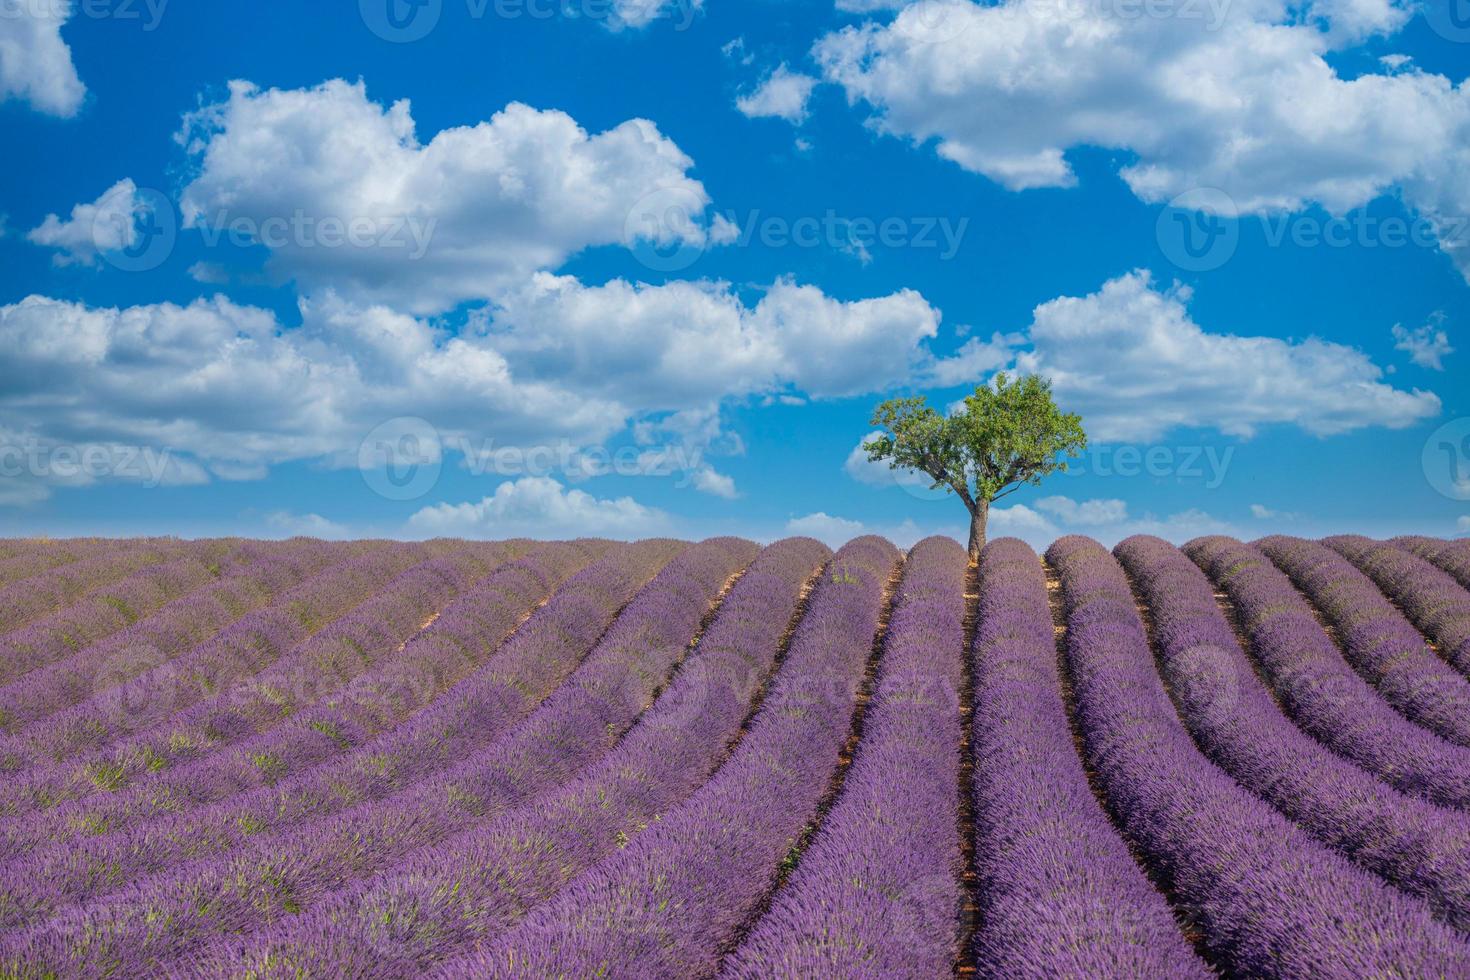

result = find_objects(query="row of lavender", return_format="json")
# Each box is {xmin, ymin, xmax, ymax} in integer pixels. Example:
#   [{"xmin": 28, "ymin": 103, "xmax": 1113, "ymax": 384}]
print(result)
[
  {"xmin": 0, "ymin": 538, "xmax": 724, "ymax": 972},
  {"xmin": 194, "ymin": 536, "xmax": 830, "ymax": 976},
  {"xmin": 4, "ymin": 533, "xmax": 1470, "ymax": 977},
  {"xmin": 0, "ymin": 543, "xmax": 470, "ymax": 813}
]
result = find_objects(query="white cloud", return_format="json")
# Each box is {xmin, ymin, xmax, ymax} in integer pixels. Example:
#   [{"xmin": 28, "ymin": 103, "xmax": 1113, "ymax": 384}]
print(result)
[
  {"xmin": 188, "ymin": 261, "xmax": 231, "ymax": 285},
  {"xmin": 0, "ymin": 0, "xmax": 84, "ymax": 116},
  {"xmin": 1034, "ymin": 495, "xmax": 1128, "ymax": 526},
  {"xmin": 1251, "ymin": 503, "xmax": 1277, "ymax": 519},
  {"xmin": 736, "ymin": 65, "xmax": 819, "ymax": 124},
  {"xmin": 264, "ymin": 511, "xmax": 353, "ymax": 540},
  {"xmin": 1392, "ymin": 315, "xmax": 1454, "ymax": 371},
  {"xmin": 844, "ymin": 432, "xmax": 946, "ymax": 500},
  {"xmin": 407, "ymin": 477, "xmax": 670, "ymax": 539},
  {"xmin": 690, "ymin": 467, "xmax": 739, "ymax": 499},
  {"xmin": 722, "ymin": 38, "xmax": 754, "ymax": 65},
  {"xmin": 988, "ymin": 502, "xmax": 1054, "ymax": 533},
  {"xmin": 1458, "ymin": 516, "xmax": 1470, "ymax": 533},
  {"xmin": 784, "ymin": 511, "xmax": 930, "ymax": 548},
  {"xmin": 991, "ymin": 496, "xmax": 1234, "ymax": 547},
  {"xmin": 175, "ymin": 79, "xmax": 719, "ymax": 314},
  {"xmin": 28, "ymin": 180, "xmax": 146, "ymax": 266},
  {"xmin": 786, "ymin": 511, "xmax": 868, "ymax": 545},
  {"xmin": 1011, "ymin": 270, "xmax": 1440, "ymax": 441},
  {"xmin": 489, "ymin": 273, "xmax": 943, "ymax": 404},
  {"xmin": 816, "ymin": 0, "xmax": 1470, "ymax": 280},
  {"xmin": 0, "ymin": 273, "xmax": 941, "ymax": 502},
  {"xmin": 924, "ymin": 332, "xmax": 1022, "ymax": 387},
  {"xmin": 607, "ymin": 0, "xmax": 703, "ymax": 30},
  {"xmin": 0, "ymin": 293, "xmax": 620, "ymax": 501}
]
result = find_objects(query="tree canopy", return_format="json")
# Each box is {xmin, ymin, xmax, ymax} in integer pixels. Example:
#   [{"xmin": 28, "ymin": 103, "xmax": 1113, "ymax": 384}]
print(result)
[{"xmin": 867, "ymin": 373, "xmax": 1087, "ymax": 556}]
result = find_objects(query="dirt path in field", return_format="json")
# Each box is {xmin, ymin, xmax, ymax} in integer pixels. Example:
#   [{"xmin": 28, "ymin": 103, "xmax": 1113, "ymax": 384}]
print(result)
[
  {"xmin": 954, "ymin": 561, "xmax": 981, "ymax": 980},
  {"xmin": 394, "ymin": 611, "xmax": 442, "ymax": 654}
]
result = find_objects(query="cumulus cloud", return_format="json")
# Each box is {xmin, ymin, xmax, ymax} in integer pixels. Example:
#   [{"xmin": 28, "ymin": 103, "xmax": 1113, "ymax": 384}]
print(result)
[
  {"xmin": 816, "ymin": 0, "xmax": 1470, "ymax": 279},
  {"xmin": 736, "ymin": 65, "xmax": 819, "ymax": 124},
  {"xmin": 1034, "ymin": 495, "xmax": 1128, "ymax": 526},
  {"xmin": 924, "ymin": 332, "xmax": 1022, "ymax": 387},
  {"xmin": 990, "ymin": 496, "xmax": 1235, "ymax": 547},
  {"xmin": 1392, "ymin": 315, "xmax": 1454, "ymax": 371},
  {"xmin": 0, "ymin": 293, "xmax": 619, "ymax": 501},
  {"xmin": 488, "ymin": 273, "xmax": 943, "ymax": 404},
  {"xmin": 784, "ymin": 512, "xmax": 929, "ymax": 548},
  {"xmin": 175, "ymin": 79, "xmax": 720, "ymax": 313},
  {"xmin": 0, "ymin": 0, "xmax": 84, "ymax": 116},
  {"xmin": 263, "ymin": 511, "xmax": 354, "ymax": 540},
  {"xmin": 786, "ymin": 511, "xmax": 868, "ymax": 544},
  {"xmin": 1459, "ymin": 516, "xmax": 1470, "ymax": 533},
  {"xmin": 0, "ymin": 270, "xmax": 943, "ymax": 501},
  {"xmin": 1012, "ymin": 270, "xmax": 1440, "ymax": 441},
  {"xmin": 28, "ymin": 180, "xmax": 148, "ymax": 266},
  {"xmin": 407, "ymin": 477, "xmax": 671, "ymax": 539}
]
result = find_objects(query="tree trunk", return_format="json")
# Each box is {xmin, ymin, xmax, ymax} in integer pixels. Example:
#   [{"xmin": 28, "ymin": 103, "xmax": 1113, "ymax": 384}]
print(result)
[{"xmin": 967, "ymin": 500, "xmax": 989, "ymax": 562}]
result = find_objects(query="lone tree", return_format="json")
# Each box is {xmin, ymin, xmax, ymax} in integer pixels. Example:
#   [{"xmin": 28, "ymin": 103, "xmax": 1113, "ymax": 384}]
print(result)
[{"xmin": 867, "ymin": 373, "xmax": 1087, "ymax": 560}]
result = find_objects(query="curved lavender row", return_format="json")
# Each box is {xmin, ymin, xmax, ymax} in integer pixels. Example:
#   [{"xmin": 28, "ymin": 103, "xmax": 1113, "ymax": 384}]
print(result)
[
  {"xmin": 189, "ymin": 538, "xmax": 830, "ymax": 979},
  {"xmin": 1189, "ymin": 536, "xmax": 1470, "ymax": 809},
  {"xmin": 965, "ymin": 539, "xmax": 1207, "ymax": 979},
  {"xmin": 0, "ymin": 541, "xmax": 687, "ymax": 972},
  {"xmin": 0, "ymin": 541, "xmax": 108, "ymax": 589},
  {"xmin": 721, "ymin": 536, "xmax": 968, "ymax": 979},
  {"xmin": 1396, "ymin": 536, "xmax": 1470, "ymax": 591},
  {"xmin": 0, "ymin": 542, "xmax": 604, "ymax": 864},
  {"xmin": 1118, "ymin": 535, "xmax": 1470, "ymax": 932},
  {"xmin": 0, "ymin": 544, "xmax": 345, "ymax": 767},
  {"xmin": 0, "ymin": 545, "xmax": 599, "ymax": 934},
  {"xmin": 0, "ymin": 546, "xmax": 433, "ymax": 815},
  {"xmin": 0, "ymin": 538, "xmax": 716, "ymax": 972},
  {"xmin": 76, "ymin": 544, "xmax": 511, "ymax": 793},
  {"xmin": 1051, "ymin": 535, "xmax": 1470, "ymax": 976},
  {"xmin": 0, "ymin": 542, "xmax": 264, "ymax": 689},
  {"xmin": 1327, "ymin": 535, "xmax": 1470, "ymax": 677},
  {"xmin": 1258, "ymin": 535, "xmax": 1470, "ymax": 747},
  {"xmin": 0, "ymin": 540, "xmax": 193, "ymax": 636},
  {"xmin": 443, "ymin": 537, "xmax": 901, "ymax": 980}
]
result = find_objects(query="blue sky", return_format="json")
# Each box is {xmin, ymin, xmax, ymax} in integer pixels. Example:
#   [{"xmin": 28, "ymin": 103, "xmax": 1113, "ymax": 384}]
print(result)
[{"xmin": 0, "ymin": 0, "xmax": 1466, "ymax": 546}]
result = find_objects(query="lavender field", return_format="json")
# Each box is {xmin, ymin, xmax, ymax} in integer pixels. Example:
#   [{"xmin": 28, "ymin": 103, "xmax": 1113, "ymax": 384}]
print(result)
[{"xmin": 2, "ymin": 533, "xmax": 1470, "ymax": 978}]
